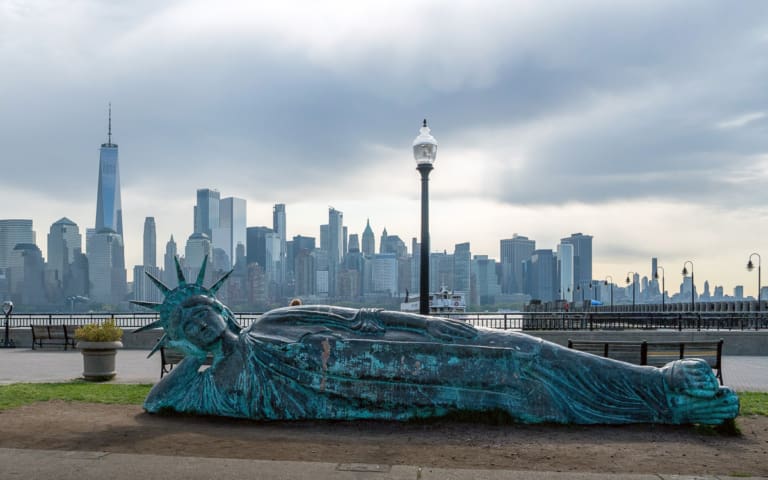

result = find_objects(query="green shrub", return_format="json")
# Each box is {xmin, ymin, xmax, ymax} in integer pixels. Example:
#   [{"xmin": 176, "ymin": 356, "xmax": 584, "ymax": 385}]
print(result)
[{"xmin": 74, "ymin": 319, "xmax": 123, "ymax": 342}]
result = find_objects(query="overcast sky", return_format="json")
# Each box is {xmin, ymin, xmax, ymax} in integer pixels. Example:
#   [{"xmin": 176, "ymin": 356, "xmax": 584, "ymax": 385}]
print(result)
[{"xmin": 2, "ymin": 0, "xmax": 768, "ymax": 295}]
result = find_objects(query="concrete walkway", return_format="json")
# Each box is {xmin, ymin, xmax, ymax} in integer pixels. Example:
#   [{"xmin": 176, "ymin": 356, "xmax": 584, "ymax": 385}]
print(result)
[
  {"xmin": 1, "ymin": 350, "xmax": 767, "ymax": 479},
  {"xmin": 1, "ymin": 348, "xmax": 766, "ymax": 391},
  {"xmin": 0, "ymin": 448, "xmax": 764, "ymax": 480}
]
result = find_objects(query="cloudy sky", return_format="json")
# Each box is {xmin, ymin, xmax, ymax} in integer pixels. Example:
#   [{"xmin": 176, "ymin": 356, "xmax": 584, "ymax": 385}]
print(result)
[{"xmin": 2, "ymin": 0, "xmax": 768, "ymax": 295}]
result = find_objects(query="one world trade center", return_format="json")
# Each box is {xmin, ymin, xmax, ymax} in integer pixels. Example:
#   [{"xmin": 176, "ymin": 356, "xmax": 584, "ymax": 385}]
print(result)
[{"xmin": 95, "ymin": 104, "xmax": 123, "ymax": 235}]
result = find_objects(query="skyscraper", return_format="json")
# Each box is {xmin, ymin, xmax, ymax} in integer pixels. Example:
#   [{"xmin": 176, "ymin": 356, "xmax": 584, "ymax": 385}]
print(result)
[
  {"xmin": 194, "ymin": 188, "xmax": 220, "ymax": 239},
  {"xmin": 523, "ymin": 249, "xmax": 557, "ymax": 303},
  {"xmin": 87, "ymin": 231, "xmax": 126, "ymax": 305},
  {"xmin": 95, "ymin": 105, "xmax": 123, "ymax": 236},
  {"xmin": 500, "ymin": 235, "xmax": 535, "ymax": 294},
  {"xmin": 453, "ymin": 242, "xmax": 471, "ymax": 294},
  {"xmin": 246, "ymin": 227, "xmax": 274, "ymax": 268},
  {"xmin": 371, "ymin": 253, "xmax": 398, "ymax": 295},
  {"xmin": 47, "ymin": 218, "xmax": 81, "ymax": 277},
  {"xmin": 134, "ymin": 216, "xmax": 161, "ymax": 304},
  {"xmin": 471, "ymin": 255, "xmax": 501, "ymax": 306},
  {"xmin": 10, "ymin": 243, "xmax": 47, "ymax": 306},
  {"xmin": 556, "ymin": 242, "xmax": 574, "ymax": 301},
  {"xmin": 218, "ymin": 197, "xmax": 247, "ymax": 269},
  {"xmin": 184, "ymin": 233, "xmax": 212, "ymax": 282},
  {"xmin": 163, "ymin": 235, "xmax": 178, "ymax": 288},
  {"xmin": 379, "ymin": 227, "xmax": 388, "ymax": 254},
  {"xmin": 0, "ymin": 219, "xmax": 35, "ymax": 270},
  {"xmin": 143, "ymin": 217, "xmax": 156, "ymax": 268},
  {"xmin": 273, "ymin": 203, "xmax": 287, "ymax": 287},
  {"xmin": 348, "ymin": 234, "xmax": 360, "ymax": 253},
  {"xmin": 560, "ymin": 233, "xmax": 593, "ymax": 292},
  {"xmin": 327, "ymin": 207, "xmax": 344, "ymax": 297},
  {"xmin": 361, "ymin": 219, "xmax": 375, "ymax": 256},
  {"xmin": 89, "ymin": 106, "xmax": 126, "ymax": 305},
  {"xmin": 46, "ymin": 217, "xmax": 81, "ymax": 300}
]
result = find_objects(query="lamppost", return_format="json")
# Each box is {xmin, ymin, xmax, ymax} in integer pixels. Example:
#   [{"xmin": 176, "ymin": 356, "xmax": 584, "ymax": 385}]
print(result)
[
  {"xmin": 654, "ymin": 266, "xmax": 665, "ymax": 312},
  {"xmin": 604, "ymin": 276, "xmax": 614, "ymax": 310},
  {"xmin": 747, "ymin": 253, "xmax": 761, "ymax": 311},
  {"xmin": 1, "ymin": 301, "xmax": 15, "ymax": 348},
  {"xmin": 626, "ymin": 272, "xmax": 636, "ymax": 310},
  {"xmin": 413, "ymin": 119, "xmax": 437, "ymax": 315},
  {"xmin": 682, "ymin": 260, "xmax": 695, "ymax": 311}
]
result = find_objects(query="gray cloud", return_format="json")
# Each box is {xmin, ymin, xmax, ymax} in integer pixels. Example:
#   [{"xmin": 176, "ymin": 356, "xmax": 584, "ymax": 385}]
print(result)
[{"xmin": 1, "ymin": 1, "xmax": 768, "ymax": 213}]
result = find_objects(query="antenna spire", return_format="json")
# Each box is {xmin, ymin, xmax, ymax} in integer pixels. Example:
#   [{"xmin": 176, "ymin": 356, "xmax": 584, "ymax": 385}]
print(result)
[{"xmin": 108, "ymin": 103, "xmax": 112, "ymax": 144}]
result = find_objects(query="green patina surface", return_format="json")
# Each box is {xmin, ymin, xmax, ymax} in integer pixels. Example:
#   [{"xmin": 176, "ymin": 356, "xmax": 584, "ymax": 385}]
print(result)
[{"xmin": 126, "ymin": 256, "xmax": 741, "ymax": 426}]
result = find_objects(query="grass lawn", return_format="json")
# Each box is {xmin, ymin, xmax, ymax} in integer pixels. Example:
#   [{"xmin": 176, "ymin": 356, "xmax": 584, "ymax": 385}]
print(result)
[
  {"xmin": 0, "ymin": 383, "xmax": 766, "ymax": 418},
  {"xmin": 0, "ymin": 382, "xmax": 152, "ymax": 412},
  {"xmin": 739, "ymin": 391, "xmax": 768, "ymax": 416}
]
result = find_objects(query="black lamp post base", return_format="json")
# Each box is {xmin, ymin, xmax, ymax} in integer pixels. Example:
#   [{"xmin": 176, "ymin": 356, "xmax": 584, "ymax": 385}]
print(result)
[{"xmin": 0, "ymin": 339, "xmax": 15, "ymax": 348}]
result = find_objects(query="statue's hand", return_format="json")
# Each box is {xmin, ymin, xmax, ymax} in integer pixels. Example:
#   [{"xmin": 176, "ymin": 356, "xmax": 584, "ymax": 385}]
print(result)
[
  {"xmin": 426, "ymin": 318, "xmax": 477, "ymax": 342},
  {"xmin": 167, "ymin": 339, "xmax": 208, "ymax": 362},
  {"xmin": 351, "ymin": 309, "xmax": 386, "ymax": 335}
]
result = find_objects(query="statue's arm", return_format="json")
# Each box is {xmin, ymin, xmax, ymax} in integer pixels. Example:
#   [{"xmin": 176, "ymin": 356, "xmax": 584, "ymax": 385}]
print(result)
[
  {"xmin": 375, "ymin": 310, "xmax": 477, "ymax": 341},
  {"xmin": 256, "ymin": 306, "xmax": 476, "ymax": 341}
]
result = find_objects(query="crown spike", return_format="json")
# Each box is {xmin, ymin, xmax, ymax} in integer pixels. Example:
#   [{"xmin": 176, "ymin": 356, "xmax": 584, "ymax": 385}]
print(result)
[
  {"xmin": 133, "ymin": 319, "xmax": 165, "ymax": 333},
  {"xmin": 195, "ymin": 255, "xmax": 209, "ymax": 287},
  {"xmin": 210, "ymin": 268, "xmax": 234, "ymax": 294},
  {"xmin": 130, "ymin": 300, "xmax": 163, "ymax": 311},
  {"xmin": 146, "ymin": 334, "xmax": 168, "ymax": 358},
  {"xmin": 144, "ymin": 271, "xmax": 171, "ymax": 294},
  {"xmin": 174, "ymin": 255, "xmax": 187, "ymax": 285}
]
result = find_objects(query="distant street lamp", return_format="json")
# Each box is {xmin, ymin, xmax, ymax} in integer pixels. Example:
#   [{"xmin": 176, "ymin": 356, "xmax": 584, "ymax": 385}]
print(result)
[
  {"xmin": 626, "ymin": 272, "xmax": 636, "ymax": 310},
  {"xmin": 682, "ymin": 260, "xmax": 695, "ymax": 311},
  {"xmin": 604, "ymin": 276, "xmax": 614, "ymax": 310},
  {"xmin": 747, "ymin": 253, "xmax": 761, "ymax": 311},
  {"xmin": 1, "ymin": 301, "xmax": 15, "ymax": 348},
  {"xmin": 413, "ymin": 119, "xmax": 437, "ymax": 315},
  {"xmin": 654, "ymin": 266, "xmax": 666, "ymax": 312}
]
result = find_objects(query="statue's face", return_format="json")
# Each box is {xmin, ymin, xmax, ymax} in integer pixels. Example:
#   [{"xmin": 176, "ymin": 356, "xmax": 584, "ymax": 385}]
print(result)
[{"xmin": 179, "ymin": 298, "xmax": 228, "ymax": 349}]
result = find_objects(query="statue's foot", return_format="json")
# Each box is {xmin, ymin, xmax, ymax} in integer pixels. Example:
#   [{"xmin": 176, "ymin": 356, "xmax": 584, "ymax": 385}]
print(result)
[{"xmin": 662, "ymin": 359, "xmax": 739, "ymax": 424}]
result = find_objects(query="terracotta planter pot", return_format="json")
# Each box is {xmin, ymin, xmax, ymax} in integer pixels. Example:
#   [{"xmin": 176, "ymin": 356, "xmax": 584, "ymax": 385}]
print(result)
[{"xmin": 77, "ymin": 341, "xmax": 123, "ymax": 381}]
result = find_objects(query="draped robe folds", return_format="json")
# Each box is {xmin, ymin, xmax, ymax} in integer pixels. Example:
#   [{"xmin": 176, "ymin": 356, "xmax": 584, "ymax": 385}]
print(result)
[{"xmin": 144, "ymin": 306, "xmax": 678, "ymax": 424}]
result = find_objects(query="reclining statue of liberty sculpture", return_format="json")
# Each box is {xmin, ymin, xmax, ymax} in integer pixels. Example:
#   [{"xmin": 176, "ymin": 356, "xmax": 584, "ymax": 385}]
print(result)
[{"xmin": 133, "ymin": 257, "xmax": 738, "ymax": 425}]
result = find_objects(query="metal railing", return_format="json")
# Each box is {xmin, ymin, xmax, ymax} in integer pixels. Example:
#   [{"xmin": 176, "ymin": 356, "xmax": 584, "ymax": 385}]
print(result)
[
  {"xmin": 5, "ymin": 311, "xmax": 768, "ymax": 331},
  {"xmin": 440, "ymin": 311, "xmax": 768, "ymax": 331},
  {"xmin": 7, "ymin": 312, "xmax": 264, "ymax": 329}
]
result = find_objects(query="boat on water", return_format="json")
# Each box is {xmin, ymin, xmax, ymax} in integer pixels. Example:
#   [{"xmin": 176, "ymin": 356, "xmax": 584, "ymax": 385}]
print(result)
[{"xmin": 400, "ymin": 286, "xmax": 467, "ymax": 314}]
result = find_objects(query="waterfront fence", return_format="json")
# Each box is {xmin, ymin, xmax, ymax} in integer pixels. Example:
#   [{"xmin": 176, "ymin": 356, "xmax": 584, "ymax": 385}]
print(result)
[{"xmin": 6, "ymin": 311, "xmax": 768, "ymax": 331}]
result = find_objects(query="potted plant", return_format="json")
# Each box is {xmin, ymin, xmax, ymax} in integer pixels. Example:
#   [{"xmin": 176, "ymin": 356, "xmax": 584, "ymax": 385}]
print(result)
[{"xmin": 74, "ymin": 318, "xmax": 124, "ymax": 381}]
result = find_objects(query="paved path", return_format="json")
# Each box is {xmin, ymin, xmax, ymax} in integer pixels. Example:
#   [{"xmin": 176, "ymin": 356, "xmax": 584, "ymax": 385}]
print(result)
[
  {"xmin": 1, "ymin": 348, "xmax": 766, "ymax": 391},
  {"xmin": 0, "ymin": 448, "xmax": 765, "ymax": 480},
  {"xmin": 1, "ymin": 351, "xmax": 767, "ymax": 479}
]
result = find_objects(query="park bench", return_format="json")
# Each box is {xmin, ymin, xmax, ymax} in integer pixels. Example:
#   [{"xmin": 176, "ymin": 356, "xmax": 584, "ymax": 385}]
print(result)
[
  {"xmin": 567, "ymin": 339, "xmax": 724, "ymax": 385},
  {"xmin": 159, "ymin": 346, "xmax": 214, "ymax": 378},
  {"xmin": 31, "ymin": 325, "xmax": 79, "ymax": 350}
]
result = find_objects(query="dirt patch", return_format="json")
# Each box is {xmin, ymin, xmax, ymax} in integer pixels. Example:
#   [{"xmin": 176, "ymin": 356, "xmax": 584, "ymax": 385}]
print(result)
[{"xmin": 1, "ymin": 401, "xmax": 767, "ymax": 476}]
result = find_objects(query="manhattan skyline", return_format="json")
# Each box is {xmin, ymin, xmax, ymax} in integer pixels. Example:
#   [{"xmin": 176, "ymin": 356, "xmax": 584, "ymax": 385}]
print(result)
[{"xmin": 1, "ymin": 2, "xmax": 768, "ymax": 296}]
